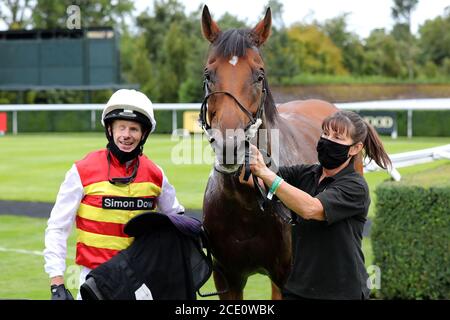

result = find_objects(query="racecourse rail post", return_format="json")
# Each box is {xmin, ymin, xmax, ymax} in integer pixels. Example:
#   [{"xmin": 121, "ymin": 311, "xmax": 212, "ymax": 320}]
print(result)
[
  {"xmin": 91, "ymin": 110, "xmax": 96, "ymax": 130},
  {"xmin": 172, "ymin": 109, "xmax": 177, "ymax": 132},
  {"xmin": 13, "ymin": 110, "xmax": 18, "ymax": 135},
  {"xmin": 407, "ymin": 109, "xmax": 413, "ymax": 139}
]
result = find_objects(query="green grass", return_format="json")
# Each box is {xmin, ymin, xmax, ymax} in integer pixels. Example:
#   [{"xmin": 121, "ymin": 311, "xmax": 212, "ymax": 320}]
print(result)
[
  {"xmin": 0, "ymin": 133, "xmax": 449, "ymax": 299},
  {"xmin": 0, "ymin": 215, "xmax": 76, "ymax": 300},
  {"xmin": 378, "ymin": 136, "xmax": 450, "ymax": 154},
  {"xmin": 0, "ymin": 214, "xmax": 271, "ymax": 300},
  {"xmin": 0, "ymin": 133, "xmax": 214, "ymax": 209},
  {"xmin": 1, "ymin": 133, "xmax": 449, "ymax": 208},
  {"xmin": 400, "ymin": 162, "xmax": 450, "ymax": 187}
]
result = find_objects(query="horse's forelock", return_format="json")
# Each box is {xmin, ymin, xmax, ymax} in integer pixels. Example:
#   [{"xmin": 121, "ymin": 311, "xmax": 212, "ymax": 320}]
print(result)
[{"xmin": 211, "ymin": 29, "xmax": 258, "ymax": 58}]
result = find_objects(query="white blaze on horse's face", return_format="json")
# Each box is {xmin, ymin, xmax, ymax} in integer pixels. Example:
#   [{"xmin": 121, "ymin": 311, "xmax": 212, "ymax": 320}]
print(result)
[{"xmin": 228, "ymin": 55, "xmax": 238, "ymax": 66}]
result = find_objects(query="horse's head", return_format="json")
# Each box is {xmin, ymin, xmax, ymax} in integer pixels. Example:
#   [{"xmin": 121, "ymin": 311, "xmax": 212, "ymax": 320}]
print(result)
[{"xmin": 200, "ymin": 5, "xmax": 276, "ymax": 174}]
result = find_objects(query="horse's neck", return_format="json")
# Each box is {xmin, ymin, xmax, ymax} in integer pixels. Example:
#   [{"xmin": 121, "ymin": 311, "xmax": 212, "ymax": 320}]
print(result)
[{"xmin": 265, "ymin": 115, "xmax": 316, "ymax": 167}]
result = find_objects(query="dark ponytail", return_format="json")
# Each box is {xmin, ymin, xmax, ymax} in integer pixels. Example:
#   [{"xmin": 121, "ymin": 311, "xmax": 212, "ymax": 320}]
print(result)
[
  {"xmin": 322, "ymin": 110, "xmax": 392, "ymax": 170},
  {"xmin": 363, "ymin": 120, "xmax": 392, "ymax": 169}
]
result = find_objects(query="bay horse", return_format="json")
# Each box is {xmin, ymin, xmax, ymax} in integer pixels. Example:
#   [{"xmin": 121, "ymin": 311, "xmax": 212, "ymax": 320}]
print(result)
[{"xmin": 200, "ymin": 6, "xmax": 364, "ymax": 300}]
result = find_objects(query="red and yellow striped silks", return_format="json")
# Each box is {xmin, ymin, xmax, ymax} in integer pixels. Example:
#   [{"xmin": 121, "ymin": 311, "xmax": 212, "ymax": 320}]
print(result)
[{"xmin": 75, "ymin": 149, "xmax": 163, "ymax": 269}]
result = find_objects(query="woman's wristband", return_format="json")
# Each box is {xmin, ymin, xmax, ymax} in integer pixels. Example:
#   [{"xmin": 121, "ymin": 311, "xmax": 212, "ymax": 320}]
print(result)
[{"xmin": 267, "ymin": 176, "xmax": 283, "ymax": 200}]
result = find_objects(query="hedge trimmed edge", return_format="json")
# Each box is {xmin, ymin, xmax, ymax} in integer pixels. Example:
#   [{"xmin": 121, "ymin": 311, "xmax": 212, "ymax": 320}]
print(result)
[{"xmin": 372, "ymin": 182, "xmax": 450, "ymax": 299}]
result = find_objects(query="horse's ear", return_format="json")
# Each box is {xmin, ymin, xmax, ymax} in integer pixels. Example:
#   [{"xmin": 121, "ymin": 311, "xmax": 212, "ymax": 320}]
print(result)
[
  {"xmin": 201, "ymin": 5, "xmax": 221, "ymax": 43},
  {"xmin": 251, "ymin": 7, "xmax": 272, "ymax": 47}
]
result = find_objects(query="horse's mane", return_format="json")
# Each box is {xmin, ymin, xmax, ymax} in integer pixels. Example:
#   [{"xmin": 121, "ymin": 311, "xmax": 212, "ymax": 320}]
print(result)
[{"xmin": 211, "ymin": 29, "xmax": 279, "ymax": 124}]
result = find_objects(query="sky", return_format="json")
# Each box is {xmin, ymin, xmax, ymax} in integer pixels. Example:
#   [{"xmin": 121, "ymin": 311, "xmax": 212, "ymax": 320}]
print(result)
[{"xmin": 135, "ymin": 0, "xmax": 450, "ymax": 39}]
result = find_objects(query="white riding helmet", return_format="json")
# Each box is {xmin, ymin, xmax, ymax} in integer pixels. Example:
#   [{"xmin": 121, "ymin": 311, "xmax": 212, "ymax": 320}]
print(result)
[{"xmin": 102, "ymin": 89, "xmax": 156, "ymax": 133}]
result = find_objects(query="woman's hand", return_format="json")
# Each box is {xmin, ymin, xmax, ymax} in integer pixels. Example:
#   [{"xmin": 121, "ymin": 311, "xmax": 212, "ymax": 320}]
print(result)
[
  {"xmin": 249, "ymin": 144, "xmax": 271, "ymax": 178},
  {"xmin": 239, "ymin": 144, "xmax": 276, "ymax": 188}
]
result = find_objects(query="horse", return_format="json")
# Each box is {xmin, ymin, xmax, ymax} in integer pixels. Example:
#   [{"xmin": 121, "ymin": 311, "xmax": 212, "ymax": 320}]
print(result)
[{"xmin": 200, "ymin": 5, "xmax": 364, "ymax": 300}]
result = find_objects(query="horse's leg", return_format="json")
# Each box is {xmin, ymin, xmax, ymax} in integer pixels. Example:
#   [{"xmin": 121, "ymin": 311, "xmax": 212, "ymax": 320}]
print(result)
[
  {"xmin": 271, "ymin": 281, "xmax": 282, "ymax": 300},
  {"xmin": 212, "ymin": 269, "xmax": 245, "ymax": 300},
  {"xmin": 267, "ymin": 241, "xmax": 291, "ymax": 300}
]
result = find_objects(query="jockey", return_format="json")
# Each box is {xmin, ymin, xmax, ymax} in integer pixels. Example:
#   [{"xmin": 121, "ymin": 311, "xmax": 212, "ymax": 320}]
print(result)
[{"xmin": 44, "ymin": 89, "xmax": 184, "ymax": 300}]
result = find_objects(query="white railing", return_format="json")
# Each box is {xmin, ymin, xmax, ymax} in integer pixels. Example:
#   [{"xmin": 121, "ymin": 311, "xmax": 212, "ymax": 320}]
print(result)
[
  {"xmin": 1, "ymin": 99, "xmax": 449, "ymax": 181},
  {"xmin": 0, "ymin": 103, "xmax": 200, "ymax": 135},
  {"xmin": 364, "ymin": 144, "xmax": 450, "ymax": 181},
  {"xmin": 0, "ymin": 98, "xmax": 449, "ymax": 136}
]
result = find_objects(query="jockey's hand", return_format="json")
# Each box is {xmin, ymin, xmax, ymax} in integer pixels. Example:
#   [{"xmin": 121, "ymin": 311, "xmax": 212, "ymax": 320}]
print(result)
[{"xmin": 51, "ymin": 284, "xmax": 74, "ymax": 300}]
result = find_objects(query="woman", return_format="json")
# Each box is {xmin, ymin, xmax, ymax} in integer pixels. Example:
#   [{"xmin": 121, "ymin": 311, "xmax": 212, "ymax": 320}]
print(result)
[{"xmin": 240, "ymin": 110, "xmax": 391, "ymax": 300}]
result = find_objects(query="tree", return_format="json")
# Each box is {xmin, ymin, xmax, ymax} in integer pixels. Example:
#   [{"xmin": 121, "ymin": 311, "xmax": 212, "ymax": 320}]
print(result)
[
  {"xmin": 216, "ymin": 12, "xmax": 247, "ymax": 30},
  {"xmin": 121, "ymin": 31, "xmax": 157, "ymax": 99},
  {"xmin": 31, "ymin": 0, "xmax": 65, "ymax": 29},
  {"xmin": 158, "ymin": 22, "xmax": 190, "ymax": 102},
  {"xmin": 321, "ymin": 13, "xmax": 366, "ymax": 75},
  {"xmin": 391, "ymin": 0, "xmax": 419, "ymax": 32},
  {"xmin": 418, "ymin": 10, "xmax": 450, "ymax": 68},
  {"xmin": 32, "ymin": 0, "xmax": 134, "ymax": 29},
  {"xmin": 287, "ymin": 23, "xmax": 347, "ymax": 75},
  {"xmin": 134, "ymin": 0, "xmax": 208, "ymax": 102},
  {"xmin": 264, "ymin": 28, "xmax": 299, "ymax": 83},
  {"xmin": 362, "ymin": 29, "xmax": 403, "ymax": 77},
  {"xmin": 178, "ymin": 7, "xmax": 209, "ymax": 102},
  {"xmin": 0, "ymin": 0, "xmax": 33, "ymax": 29},
  {"xmin": 136, "ymin": 0, "xmax": 186, "ymax": 63},
  {"xmin": 390, "ymin": 0, "xmax": 419, "ymax": 79}
]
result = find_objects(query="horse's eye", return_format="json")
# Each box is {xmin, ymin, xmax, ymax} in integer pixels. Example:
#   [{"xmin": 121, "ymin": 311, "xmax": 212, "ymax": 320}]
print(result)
[{"xmin": 257, "ymin": 70, "xmax": 265, "ymax": 82}]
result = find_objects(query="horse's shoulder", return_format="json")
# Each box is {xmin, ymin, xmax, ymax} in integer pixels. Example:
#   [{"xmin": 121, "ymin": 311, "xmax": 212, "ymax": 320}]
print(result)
[
  {"xmin": 278, "ymin": 99, "xmax": 337, "ymax": 114},
  {"xmin": 277, "ymin": 99, "xmax": 338, "ymax": 127}
]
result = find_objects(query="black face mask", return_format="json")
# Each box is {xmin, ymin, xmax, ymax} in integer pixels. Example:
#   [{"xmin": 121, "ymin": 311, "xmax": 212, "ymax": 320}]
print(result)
[
  {"xmin": 316, "ymin": 137, "xmax": 354, "ymax": 169},
  {"xmin": 107, "ymin": 141, "xmax": 142, "ymax": 164}
]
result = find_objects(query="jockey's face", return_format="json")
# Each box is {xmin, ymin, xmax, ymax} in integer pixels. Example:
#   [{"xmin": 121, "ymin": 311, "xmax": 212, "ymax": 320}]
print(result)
[{"xmin": 109, "ymin": 120, "xmax": 143, "ymax": 152}]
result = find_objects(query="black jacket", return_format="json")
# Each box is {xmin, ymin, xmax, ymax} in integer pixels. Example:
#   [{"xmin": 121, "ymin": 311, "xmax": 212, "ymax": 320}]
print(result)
[{"xmin": 80, "ymin": 212, "xmax": 212, "ymax": 300}]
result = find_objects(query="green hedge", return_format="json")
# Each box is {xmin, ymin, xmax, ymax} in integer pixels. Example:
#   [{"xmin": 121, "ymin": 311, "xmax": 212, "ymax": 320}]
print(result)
[
  {"xmin": 4, "ymin": 110, "xmax": 185, "ymax": 134},
  {"xmin": 372, "ymin": 182, "xmax": 450, "ymax": 299},
  {"xmin": 3, "ymin": 109, "xmax": 450, "ymax": 135},
  {"xmin": 395, "ymin": 110, "xmax": 450, "ymax": 136}
]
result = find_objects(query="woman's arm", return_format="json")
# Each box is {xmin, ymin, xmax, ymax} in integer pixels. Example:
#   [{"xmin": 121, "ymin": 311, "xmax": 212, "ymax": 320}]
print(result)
[{"xmin": 248, "ymin": 145, "xmax": 325, "ymax": 221}]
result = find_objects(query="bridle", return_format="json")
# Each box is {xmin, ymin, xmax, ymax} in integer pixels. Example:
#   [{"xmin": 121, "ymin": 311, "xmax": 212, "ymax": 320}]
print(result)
[
  {"xmin": 199, "ymin": 80, "xmax": 266, "ymax": 144},
  {"xmin": 198, "ymin": 74, "xmax": 294, "ymax": 225},
  {"xmin": 199, "ymin": 76, "xmax": 266, "ymax": 202}
]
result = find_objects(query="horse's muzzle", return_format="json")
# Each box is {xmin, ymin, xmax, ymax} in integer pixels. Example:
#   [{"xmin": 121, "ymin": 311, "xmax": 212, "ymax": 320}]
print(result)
[{"xmin": 212, "ymin": 135, "xmax": 246, "ymax": 165}]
